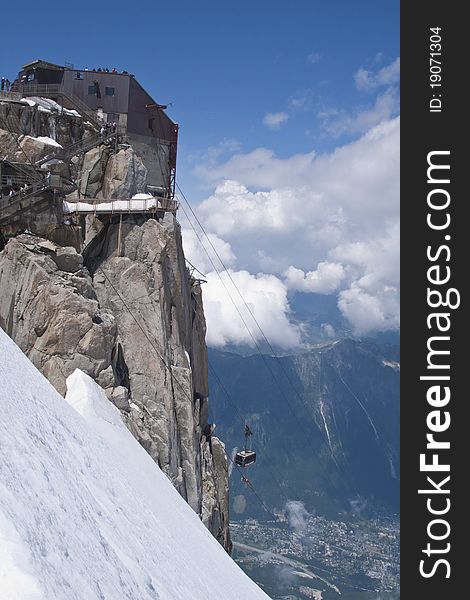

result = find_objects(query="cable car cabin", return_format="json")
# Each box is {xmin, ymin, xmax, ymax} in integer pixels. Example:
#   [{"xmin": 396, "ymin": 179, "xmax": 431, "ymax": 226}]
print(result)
[{"xmin": 235, "ymin": 450, "xmax": 256, "ymax": 467}]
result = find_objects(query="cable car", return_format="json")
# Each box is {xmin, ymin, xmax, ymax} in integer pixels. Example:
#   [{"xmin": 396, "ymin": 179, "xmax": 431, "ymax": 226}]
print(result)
[
  {"xmin": 235, "ymin": 424, "xmax": 256, "ymax": 467},
  {"xmin": 235, "ymin": 450, "xmax": 256, "ymax": 467}
]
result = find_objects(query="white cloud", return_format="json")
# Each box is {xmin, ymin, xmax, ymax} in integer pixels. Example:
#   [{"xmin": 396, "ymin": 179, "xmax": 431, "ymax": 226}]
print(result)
[
  {"xmin": 334, "ymin": 222, "xmax": 400, "ymax": 334},
  {"xmin": 201, "ymin": 270, "xmax": 301, "ymax": 349},
  {"xmin": 191, "ymin": 180, "xmax": 305, "ymax": 237},
  {"xmin": 338, "ymin": 283, "xmax": 399, "ymax": 335},
  {"xmin": 190, "ymin": 138, "xmax": 242, "ymax": 164},
  {"xmin": 307, "ymin": 52, "xmax": 321, "ymax": 64},
  {"xmin": 181, "ymin": 228, "xmax": 236, "ymax": 275},
  {"xmin": 331, "ymin": 222, "xmax": 400, "ymax": 288},
  {"xmin": 187, "ymin": 117, "xmax": 399, "ymax": 339},
  {"xmin": 318, "ymin": 87, "xmax": 399, "ymax": 137},
  {"xmin": 194, "ymin": 149, "xmax": 316, "ymax": 189},
  {"xmin": 262, "ymin": 112, "xmax": 289, "ymax": 130},
  {"xmin": 196, "ymin": 118, "xmax": 399, "ymax": 242},
  {"xmin": 288, "ymin": 89, "xmax": 314, "ymax": 111},
  {"xmin": 285, "ymin": 500, "xmax": 310, "ymax": 535},
  {"xmin": 354, "ymin": 58, "xmax": 400, "ymax": 91},
  {"xmin": 284, "ymin": 262, "xmax": 345, "ymax": 294},
  {"xmin": 316, "ymin": 58, "xmax": 400, "ymax": 140},
  {"xmin": 321, "ymin": 323, "xmax": 336, "ymax": 339}
]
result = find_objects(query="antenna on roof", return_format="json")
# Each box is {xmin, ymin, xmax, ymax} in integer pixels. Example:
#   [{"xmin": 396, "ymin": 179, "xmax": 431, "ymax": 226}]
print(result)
[{"xmin": 64, "ymin": 61, "xmax": 74, "ymax": 69}]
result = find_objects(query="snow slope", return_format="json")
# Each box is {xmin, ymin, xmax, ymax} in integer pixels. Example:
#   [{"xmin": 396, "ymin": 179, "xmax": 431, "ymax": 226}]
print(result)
[{"xmin": 0, "ymin": 327, "xmax": 270, "ymax": 600}]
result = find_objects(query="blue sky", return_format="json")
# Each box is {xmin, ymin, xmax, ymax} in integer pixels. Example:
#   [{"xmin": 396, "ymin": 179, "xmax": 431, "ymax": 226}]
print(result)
[
  {"xmin": 2, "ymin": 0, "xmax": 399, "ymax": 188},
  {"xmin": 1, "ymin": 0, "xmax": 400, "ymax": 347}
]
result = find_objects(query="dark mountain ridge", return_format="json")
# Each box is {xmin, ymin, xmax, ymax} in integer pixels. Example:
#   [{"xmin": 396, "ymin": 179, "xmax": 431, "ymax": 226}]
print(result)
[{"xmin": 208, "ymin": 339, "xmax": 399, "ymax": 519}]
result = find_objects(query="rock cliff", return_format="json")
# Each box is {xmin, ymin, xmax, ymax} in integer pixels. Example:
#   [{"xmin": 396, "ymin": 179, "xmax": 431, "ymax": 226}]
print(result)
[
  {"xmin": 0, "ymin": 98, "xmax": 231, "ymax": 551},
  {"xmin": 0, "ymin": 219, "xmax": 231, "ymax": 550},
  {"xmin": 0, "ymin": 96, "xmax": 91, "ymax": 148}
]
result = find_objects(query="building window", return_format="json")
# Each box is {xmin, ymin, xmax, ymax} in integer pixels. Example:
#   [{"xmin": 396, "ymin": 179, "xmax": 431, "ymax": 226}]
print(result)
[
  {"xmin": 105, "ymin": 87, "xmax": 115, "ymax": 96},
  {"xmin": 88, "ymin": 85, "xmax": 96, "ymax": 95},
  {"xmin": 148, "ymin": 118, "xmax": 154, "ymax": 131},
  {"xmin": 76, "ymin": 72, "xmax": 83, "ymax": 80}
]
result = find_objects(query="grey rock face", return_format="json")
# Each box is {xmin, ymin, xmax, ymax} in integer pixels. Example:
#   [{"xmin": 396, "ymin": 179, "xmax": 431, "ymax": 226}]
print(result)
[
  {"xmin": 201, "ymin": 436, "xmax": 232, "ymax": 552},
  {"xmin": 79, "ymin": 146, "xmax": 111, "ymax": 198},
  {"xmin": 0, "ymin": 218, "xmax": 231, "ymax": 551},
  {"xmin": 0, "ymin": 236, "xmax": 116, "ymax": 396},
  {"xmin": 83, "ymin": 215, "xmax": 226, "ymax": 542},
  {"xmin": 0, "ymin": 100, "xmax": 88, "ymax": 145},
  {"xmin": 111, "ymin": 385, "xmax": 131, "ymax": 411},
  {"xmin": 16, "ymin": 135, "xmax": 60, "ymax": 164},
  {"xmin": 0, "ymin": 128, "xmax": 18, "ymax": 160},
  {"xmin": 53, "ymin": 246, "xmax": 83, "ymax": 272},
  {"xmin": 0, "ymin": 94, "xmax": 231, "ymax": 552},
  {"xmin": 78, "ymin": 146, "xmax": 147, "ymax": 199},
  {"xmin": 102, "ymin": 147, "xmax": 148, "ymax": 198}
]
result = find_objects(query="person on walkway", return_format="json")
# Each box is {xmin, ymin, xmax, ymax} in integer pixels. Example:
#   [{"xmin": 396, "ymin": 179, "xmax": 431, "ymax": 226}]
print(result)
[{"xmin": 100, "ymin": 125, "xmax": 106, "ymax": 141}]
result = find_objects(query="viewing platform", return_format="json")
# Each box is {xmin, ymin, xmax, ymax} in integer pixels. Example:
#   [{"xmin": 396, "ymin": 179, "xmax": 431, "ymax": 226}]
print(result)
[{"xmin": 63, "ymin": 195, "xmax": 178, "ymax": 216}]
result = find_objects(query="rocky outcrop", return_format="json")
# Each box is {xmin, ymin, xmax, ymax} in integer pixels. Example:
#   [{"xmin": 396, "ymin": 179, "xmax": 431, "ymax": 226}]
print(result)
[
  {"xmin": 0, "ymin": 218, "xmax": 232, "ymax": 551},
  {"xmin": 0, "ymin": 236, "xmax": 116, "ymax": 395},
  {"xmin": 201, "ymin": 436, "xmax": 231, "ymax": 548},
  {"xmin": 0, "ymin": 98, "xmax": 88, "ymax": 146},
  {"xmin": 77, "ymin": 145, "xmax": 147, "ymax": 199},
  {"xmin": 0, "ymin": 128, "xmax": 18, "ymax": 159},
  {"xmin": 16, "ymin": 135, "xmax": 62, "ymax": 164},
  {"xmin": 0, "ymin": 92, "xmax": 232, "ymax": 552},
  {"xmin": 78, "ymin": 146, "xmax": 112, "ymax": 197},
  {"xmin": 0, "ymin": 129, "xmax": 71, "ymax": 182},
  {"xmin": 102, "ymin": 147, "xmax": 148, "ymax": 198}
]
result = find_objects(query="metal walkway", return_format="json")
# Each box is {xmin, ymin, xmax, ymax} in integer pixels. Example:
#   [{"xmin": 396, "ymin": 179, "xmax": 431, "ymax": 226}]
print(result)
[
  {"xmin": 36, "ymin": 130, "xmax": 119, "ymax": 166},
  {"xmin": 0, "ymin": 184, "xmax": 52, "ymax": 226},
  {"xmin": 0, "ymin": 175, "xmax": 78, "ymax": 225},
  {"xmin": 63, "ymin": 197, "xmax": 178, "ymax": 216}
]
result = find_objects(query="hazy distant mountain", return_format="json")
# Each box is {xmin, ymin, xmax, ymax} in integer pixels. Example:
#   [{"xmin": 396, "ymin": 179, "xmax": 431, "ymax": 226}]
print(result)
[
  {"xmin": 289, "ymin": 292, "xmax": 400, "ymax": 347},
  {"xmin": 208, "ymin": 339, "xmax": 399, "ymax": 520}
]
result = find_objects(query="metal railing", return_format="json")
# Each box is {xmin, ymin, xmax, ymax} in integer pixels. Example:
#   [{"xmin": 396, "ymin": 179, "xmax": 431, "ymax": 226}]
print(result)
[
  {"xmin": 1, "ymin": 173, "xmax": 31, "ymax": 187},
  {"xmin": 1, "ymin": 188, "xmax": 178, "ymax": 228},
  {"xmin": 0, "ymin": 90, "xmax": 22, "ymax": 101},
  {"xmin": 61, "ymin": 88, "xmax": 104, "ymax": 129},
  {"xmin": 36, "ymin": 129, "xmax": 121, "ymax": 166},
  {"xmin": 11, "ymin": 83, "xmax": 62, "ymax": 95},
  {"xmin": 65, "ymin": 196, "xmax": 178, "ymax": 216},
  {"xmin": 6, "ymin": 161, "xmax": 43, "ymax": 184},
  {"xmin": 0, "ymin": 182, "xmax": 51, "ymax": 224},
  {"xmin": 2, "ymin": 180, "xmax": 48, "ymax": 203}
]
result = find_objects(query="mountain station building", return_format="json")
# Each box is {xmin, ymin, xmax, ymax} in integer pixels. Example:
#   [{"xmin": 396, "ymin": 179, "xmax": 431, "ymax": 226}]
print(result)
[{"xmin": 14, "ymin": 60, "xmax": 178, "ymax": 197}]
